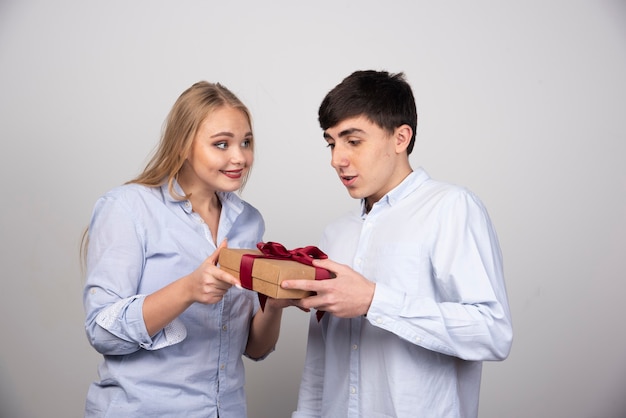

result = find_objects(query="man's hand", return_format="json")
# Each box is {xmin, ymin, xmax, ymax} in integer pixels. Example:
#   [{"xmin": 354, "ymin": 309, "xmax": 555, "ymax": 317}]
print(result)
[{"xmin": 281, "ymin": 258, "xmax": 375, "ymax": 318}]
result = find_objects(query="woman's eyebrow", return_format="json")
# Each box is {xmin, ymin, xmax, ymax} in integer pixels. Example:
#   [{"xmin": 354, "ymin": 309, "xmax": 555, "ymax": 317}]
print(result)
[
  {"xmin": 210, "ymin": 131, "xmax": 235, "ymax": 138},
  {"xmin": 210, "ymin": 131, "xmax": 253, "ymax": 139}
]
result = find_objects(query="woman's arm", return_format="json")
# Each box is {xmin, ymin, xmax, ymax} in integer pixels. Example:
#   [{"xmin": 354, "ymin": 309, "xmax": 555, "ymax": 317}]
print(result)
[{"xmin": 245, "ymin": 298, "xmax": 295, "ymax": 359}]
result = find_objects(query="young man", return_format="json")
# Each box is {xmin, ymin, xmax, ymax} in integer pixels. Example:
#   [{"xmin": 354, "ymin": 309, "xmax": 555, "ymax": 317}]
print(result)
[{"xmin": 281, "ymin": 70, "xmax": 513, "ymax": 418}]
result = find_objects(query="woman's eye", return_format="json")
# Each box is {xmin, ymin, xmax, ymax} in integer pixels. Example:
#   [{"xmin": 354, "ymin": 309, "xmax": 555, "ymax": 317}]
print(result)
[
  {"xmin": 214, "ymin": 142, "xmax": 228, "ymax": 150},
  {"xmin": 241, "ymin": 139, "xmax": 251, "ymax": 148}
]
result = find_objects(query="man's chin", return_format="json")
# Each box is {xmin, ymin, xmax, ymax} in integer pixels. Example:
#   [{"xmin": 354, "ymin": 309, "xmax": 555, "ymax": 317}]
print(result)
[{"xmin": 346, "ymin": 188, "xmax": 364, "ymax": 200}]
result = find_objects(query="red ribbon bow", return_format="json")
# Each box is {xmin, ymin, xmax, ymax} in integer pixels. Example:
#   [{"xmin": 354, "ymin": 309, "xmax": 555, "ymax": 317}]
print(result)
[{"xmin": 239, "ymin": 242, "xmax": 333, "ymax": 320}]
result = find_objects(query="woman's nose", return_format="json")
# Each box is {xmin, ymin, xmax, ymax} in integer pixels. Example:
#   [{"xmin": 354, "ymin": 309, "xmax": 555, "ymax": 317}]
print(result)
[{"xmin": 229, "ymin": 147, "xmax": 245, "ymax": 165}]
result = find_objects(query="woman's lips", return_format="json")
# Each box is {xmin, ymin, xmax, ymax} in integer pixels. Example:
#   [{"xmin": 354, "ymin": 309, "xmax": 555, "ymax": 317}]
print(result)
[{"xmin": 222, "ymin": 169, "xmax": 244, "ymax": 179}]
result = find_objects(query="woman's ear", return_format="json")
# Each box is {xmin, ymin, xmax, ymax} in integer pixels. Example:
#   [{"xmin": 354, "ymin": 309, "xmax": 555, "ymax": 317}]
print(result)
[{"xmin": 394, "ymin": 124, "xmax": 413, "ymax": 154}]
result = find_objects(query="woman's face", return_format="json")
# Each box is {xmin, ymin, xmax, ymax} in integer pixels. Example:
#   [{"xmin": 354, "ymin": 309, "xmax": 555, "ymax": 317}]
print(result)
[{"xmin": 181, "ymin": 106, "xmax": 253, "ymax": 194}]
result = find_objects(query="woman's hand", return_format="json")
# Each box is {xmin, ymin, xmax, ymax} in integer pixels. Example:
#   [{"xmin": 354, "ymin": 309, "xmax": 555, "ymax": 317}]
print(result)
[
  {"xmin": 185, "ymin": 240, "xmax": 242, "ymax": 305},
  {"xmin": 142, "ymin": 240, "xmax": 241, "ymax": 335}
]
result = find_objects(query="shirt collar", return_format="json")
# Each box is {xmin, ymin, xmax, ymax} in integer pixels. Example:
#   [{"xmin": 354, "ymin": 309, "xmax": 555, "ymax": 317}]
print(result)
[
  {"xmin": 360, "ymin": 167, "xmax": 430, "ymax": 217},
  {"xmin": 161, "ymin": 179, "xmax": 190, "ymax": 211},
  {"xmin": 160, "ymin": 179, "xmax": 244, "ymax": 217}
]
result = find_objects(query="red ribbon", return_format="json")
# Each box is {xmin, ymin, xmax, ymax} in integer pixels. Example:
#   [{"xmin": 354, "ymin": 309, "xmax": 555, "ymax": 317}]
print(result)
[{"xmin": 239, "ymin": 242, "xmax": 333, "ymax": 320}]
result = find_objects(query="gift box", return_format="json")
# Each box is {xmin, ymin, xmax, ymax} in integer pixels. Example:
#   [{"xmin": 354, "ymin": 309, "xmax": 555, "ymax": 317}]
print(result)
[{"xmin": 218, "ymin": 244, "xmax": 333, "ymax": 299}]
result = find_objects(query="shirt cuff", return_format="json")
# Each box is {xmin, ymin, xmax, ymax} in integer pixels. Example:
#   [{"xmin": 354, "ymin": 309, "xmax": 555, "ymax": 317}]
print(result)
[
  {"xmin": 367, "ymin": 281, "xmax": 403, "ymax": 318},
  {"xmin": 95, "ymin": 295, "xmax": 187, "ymax": 350}
]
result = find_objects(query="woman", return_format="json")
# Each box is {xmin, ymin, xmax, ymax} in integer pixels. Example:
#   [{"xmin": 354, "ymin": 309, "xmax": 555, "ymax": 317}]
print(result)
[{"xmin": 83, "ymin": 81, "xmax": 285, "ymax": 417}]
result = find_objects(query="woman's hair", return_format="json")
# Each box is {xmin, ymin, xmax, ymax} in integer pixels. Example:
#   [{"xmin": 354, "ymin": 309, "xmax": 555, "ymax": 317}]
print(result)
[
  {"xmin": 130, "ymin": 80, "xmax": 254, "ymax": 198},
  {"xmin": 318, "ymin": 70, "xmax": 417, "ymax": 155},
  {"xmin": 80, "ymin": 81, "xmax": 253, "ymax": 270}
]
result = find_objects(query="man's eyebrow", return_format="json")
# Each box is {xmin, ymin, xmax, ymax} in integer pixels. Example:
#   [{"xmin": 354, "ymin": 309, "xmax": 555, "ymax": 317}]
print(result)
[{"xmin": 323, "ymin": 127, "xmax": 365, "ymax": 140}]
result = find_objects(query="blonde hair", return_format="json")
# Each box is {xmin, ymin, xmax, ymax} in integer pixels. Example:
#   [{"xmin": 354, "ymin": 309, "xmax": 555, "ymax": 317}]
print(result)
[
  {"xmin": 130, "ymin": 80, "xmax": 254, "ymax": 197},
  {"xmin": 80, "ymin": 81, "xmax": 254, "ymax": 270}
]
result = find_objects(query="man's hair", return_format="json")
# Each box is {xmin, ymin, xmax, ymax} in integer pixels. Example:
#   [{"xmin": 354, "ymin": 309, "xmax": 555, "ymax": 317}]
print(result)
[{"xmin": 318, "ymin": 70, "xmax": 417, "ymax": 154}]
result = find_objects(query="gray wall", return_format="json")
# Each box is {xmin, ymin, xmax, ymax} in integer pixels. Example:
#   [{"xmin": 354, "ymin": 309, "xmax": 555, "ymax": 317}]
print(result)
[{"xmin": 1, "ymin": 1, "xmax": 625, "ymax": 417}]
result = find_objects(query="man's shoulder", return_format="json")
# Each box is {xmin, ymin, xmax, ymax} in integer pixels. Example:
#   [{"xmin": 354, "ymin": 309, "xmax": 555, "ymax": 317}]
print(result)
[{"xmin": 415, "ymin": 175, "xmax": 477, "ymax": 205}]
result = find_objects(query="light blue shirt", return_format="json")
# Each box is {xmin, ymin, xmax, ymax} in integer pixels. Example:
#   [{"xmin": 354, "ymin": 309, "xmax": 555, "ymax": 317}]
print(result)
[
  {"xmin": 293, "ymin": 168, "xmax": 513, "ymax": 418},
  {"xmin": 83, "ymin": 181, "xmax": 265, "ymax": 418}
]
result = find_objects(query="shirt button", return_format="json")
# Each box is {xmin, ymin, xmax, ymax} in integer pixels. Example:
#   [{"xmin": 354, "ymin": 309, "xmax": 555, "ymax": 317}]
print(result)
[
  {"xmin": 220, "ymin": 364, "xmax": 225, "ymax": 370},
  {"xmin": 352, "ymin": 344, "xmax": 358, "ymax": 350},
  {"xmin": 222, "ymin": 325, "xmax": 227, "ymax": 331},
  {"xmin": 376, "ymin": 317, "xmax": 383, "ymax": 324},
  {"xmin": 350, "ymin": 386, "xmax": 356, "ymax": 394}
]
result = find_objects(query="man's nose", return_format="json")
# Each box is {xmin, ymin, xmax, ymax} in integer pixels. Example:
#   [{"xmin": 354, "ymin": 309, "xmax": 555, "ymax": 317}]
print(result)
[{"xmin": 331, "ymin": 148, "xmax": 348, "ymax": 168}]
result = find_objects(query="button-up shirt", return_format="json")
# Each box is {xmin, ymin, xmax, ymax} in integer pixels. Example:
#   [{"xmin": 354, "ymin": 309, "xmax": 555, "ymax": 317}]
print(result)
[
  {"xmin": 84, "ymin": 181, "xmax": 265, "ymax": 417},
  {"xmin": 293, "ymin": 168, "xmax": 513, "ymax": 418}
]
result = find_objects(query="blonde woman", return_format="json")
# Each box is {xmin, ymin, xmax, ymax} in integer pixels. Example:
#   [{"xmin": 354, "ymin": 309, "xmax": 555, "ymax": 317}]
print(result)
[{"xmin": 83, "ymin": 81, "xmax": 285, "ymax": 417}]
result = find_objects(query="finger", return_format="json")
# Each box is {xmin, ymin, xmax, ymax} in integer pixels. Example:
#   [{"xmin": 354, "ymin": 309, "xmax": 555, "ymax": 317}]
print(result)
[
  {"xmin": 213, "ymin": 268, "xmax": 242, "ymax": 289},
  {"xmin": 290, "ymin": 299, "xmax": 310, "ymax": 312},
  {"xmin": 208, "ymin": 239, "xmax": 229, "ymax": 265},
  {"xmin": 281, "ymin": 279, "xmax": 324, "ymax": 292},
  {"xmin": 264, "ymin": 297, "xmax": 302, "ymax": 310},
  {"xmin": 294, "ymin": 294, "xmax": 324, "ymax": 311},
  {"xmin": 312, "ymin": 258, "xmax": 341, "ymax": 273}
]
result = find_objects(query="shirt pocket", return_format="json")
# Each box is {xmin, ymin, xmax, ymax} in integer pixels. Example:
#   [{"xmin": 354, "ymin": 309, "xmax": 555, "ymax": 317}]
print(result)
[{"xmin": 367, "ymin": 241, "xmax": 432, "ymax": 295}]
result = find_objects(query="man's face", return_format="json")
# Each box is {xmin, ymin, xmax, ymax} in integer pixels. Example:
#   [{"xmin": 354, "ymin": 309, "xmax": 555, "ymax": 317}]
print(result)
[{"xmin": 323, "ymin": 116, "xmax": 407, "ymax": 209}]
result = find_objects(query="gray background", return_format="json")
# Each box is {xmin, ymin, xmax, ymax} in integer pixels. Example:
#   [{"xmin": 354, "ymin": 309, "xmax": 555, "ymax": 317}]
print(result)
[{"xmin": 1, "ymin": 1, "xmax": 625, "ymax": 417}]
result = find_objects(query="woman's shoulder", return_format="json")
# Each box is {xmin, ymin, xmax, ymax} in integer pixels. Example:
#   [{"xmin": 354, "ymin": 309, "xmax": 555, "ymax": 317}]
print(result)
[
  {"xmin": 101, "ymin": 183, "xmax": 158, "ymax": 199},
  {"xmin": 95, "ymin": 183, "xmax": 166, "ymax": 212}
]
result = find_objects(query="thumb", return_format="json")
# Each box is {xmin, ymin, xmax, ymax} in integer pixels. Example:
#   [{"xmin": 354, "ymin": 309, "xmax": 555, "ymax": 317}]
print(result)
[{"xmin": 209, "ymin": 238, "xmax": 229, "ymax": 264}]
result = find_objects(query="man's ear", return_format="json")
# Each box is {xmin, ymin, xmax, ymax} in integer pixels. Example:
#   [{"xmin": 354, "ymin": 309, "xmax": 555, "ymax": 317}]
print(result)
[{"xmin": 394, "ymin": 124, "xmax": 413, "ymax": 154}]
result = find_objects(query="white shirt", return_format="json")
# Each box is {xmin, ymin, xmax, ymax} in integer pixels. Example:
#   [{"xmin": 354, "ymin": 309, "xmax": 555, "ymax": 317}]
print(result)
[{"xmin": 293, "ymin": 168, "xmax": 513, "ymax": 418}]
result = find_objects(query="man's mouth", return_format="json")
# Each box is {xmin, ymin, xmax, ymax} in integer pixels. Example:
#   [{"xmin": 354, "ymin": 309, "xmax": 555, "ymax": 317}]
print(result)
[{"xmin": 340, "ymin": 174, "xmax": 357, "ymax": 186}]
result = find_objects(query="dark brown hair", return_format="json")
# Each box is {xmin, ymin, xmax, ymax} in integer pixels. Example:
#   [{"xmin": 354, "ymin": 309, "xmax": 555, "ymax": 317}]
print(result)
[{"xmin": 318, "ymin": 70, "xmax": 417, "ymax": 154}]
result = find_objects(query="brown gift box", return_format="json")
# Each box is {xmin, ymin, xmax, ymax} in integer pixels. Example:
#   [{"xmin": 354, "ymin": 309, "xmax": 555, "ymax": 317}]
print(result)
[{"xmin": 218, "ymin": 248, "xmax": 318, "ymax": 299}]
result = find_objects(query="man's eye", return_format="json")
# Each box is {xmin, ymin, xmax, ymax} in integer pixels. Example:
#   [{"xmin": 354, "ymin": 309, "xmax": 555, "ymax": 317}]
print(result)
[
  {"xmin": 348, "ymin": 140, "xmax": 360, "ymax": 146},
  {"xmin": 326, "ymin": 142, "xmax": 335, "ymax": 149}
]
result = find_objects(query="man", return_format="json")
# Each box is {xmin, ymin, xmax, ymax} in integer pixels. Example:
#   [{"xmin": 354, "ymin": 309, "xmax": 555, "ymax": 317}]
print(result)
[{"xmin": 281, "ymin": 70, "xmax": 513, "ymax": 418}]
